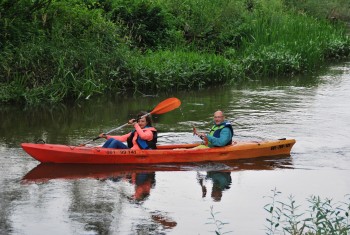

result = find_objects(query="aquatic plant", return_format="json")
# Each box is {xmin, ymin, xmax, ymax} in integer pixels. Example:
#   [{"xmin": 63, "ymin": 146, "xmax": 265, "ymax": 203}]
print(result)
[
  {"xmin": 206, "ymin": 205, "xmax": 233, "ymax": 235},
  {"xmin": 264, "ymin": 188, "xmax": 350, "ymax": 235}
]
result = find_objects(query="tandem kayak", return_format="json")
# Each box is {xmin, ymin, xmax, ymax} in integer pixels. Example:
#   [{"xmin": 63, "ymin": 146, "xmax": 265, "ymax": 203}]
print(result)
[{"xmin": 21, "ymin": 138, "xmax": 296, "ymax": 164}]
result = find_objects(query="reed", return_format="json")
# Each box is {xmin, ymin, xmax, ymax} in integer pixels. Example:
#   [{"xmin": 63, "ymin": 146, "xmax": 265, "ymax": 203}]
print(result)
[
  {"xmin": 264, "ymin": 188, "xmax": 350, "ymax": 235},
  {"xmin": 206, "ymin": 205, "xmax": 232, "ymax": 235},
  {"xmin": 240, "ymin": 3, "xmax": 350, "ymax": 76},
  {"xmin": 125, "ymin": 49, "xmax": 241, "ymax": 92},
  {"xmin": 284, "ymin": 0, "xmax": 350, "ymax": 22}
]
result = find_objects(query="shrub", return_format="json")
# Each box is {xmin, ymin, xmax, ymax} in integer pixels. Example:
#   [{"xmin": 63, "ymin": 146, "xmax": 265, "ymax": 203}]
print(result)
[{"xmin": 109, "ymin": 0, "xmax": 171, "ymax": 49}]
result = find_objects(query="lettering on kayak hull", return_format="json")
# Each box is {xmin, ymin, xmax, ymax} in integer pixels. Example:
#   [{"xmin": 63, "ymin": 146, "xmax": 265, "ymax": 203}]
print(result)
[
  {"xmin": 106, "ymin": 150, "xmax": 137, "ymax": 155},
  {"xmin": 271, "ymin": 143, "xmax": 291, "ymax": 151}
]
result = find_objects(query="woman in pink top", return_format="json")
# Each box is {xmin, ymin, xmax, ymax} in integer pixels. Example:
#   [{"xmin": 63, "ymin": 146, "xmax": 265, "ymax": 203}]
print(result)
[{"xmin": 99, "ymin": 112, "xmax": 157, "ymax": 149}]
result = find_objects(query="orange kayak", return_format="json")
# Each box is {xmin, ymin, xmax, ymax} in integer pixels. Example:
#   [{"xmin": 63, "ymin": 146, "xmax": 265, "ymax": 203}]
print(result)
[{"xmin": 21, "ymin": 138, "xmax": 296, "ymax": 164}]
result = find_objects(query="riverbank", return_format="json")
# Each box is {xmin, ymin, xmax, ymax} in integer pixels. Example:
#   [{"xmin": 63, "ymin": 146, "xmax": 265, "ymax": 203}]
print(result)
[{"xmin": 1, "ymin": 0, "xmax": 350, "ymax": 105}]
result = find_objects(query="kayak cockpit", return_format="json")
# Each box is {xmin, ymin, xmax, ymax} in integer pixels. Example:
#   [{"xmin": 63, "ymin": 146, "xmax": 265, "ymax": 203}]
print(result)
[{"xmin": 156, "ymin": 143, "xmax": 201, "ymax": 150}]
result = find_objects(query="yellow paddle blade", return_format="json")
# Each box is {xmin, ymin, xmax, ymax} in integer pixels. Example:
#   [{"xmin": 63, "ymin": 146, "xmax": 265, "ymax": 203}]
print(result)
[{"xmin": 150, "ymin": 97, "xmax": 181, "ymax": 115}]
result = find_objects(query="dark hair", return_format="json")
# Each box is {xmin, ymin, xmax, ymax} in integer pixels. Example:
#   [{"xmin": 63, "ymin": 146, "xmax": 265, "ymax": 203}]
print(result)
[{"xmin": 137, "ymin": 111, "xmax": 153, "ymax": 126}]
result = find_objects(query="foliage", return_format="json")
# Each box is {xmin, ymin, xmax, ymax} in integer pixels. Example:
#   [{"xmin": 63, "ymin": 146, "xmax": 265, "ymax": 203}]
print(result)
[
  {"xmin": 1, "ymin": 0, "xmax": 350, "ymax": 104},
  {"xmin": 284, "ymin": 0, "xmax": 350, "ymax": 22},
  {"xmin": 206, "ymin": 205, "xmax": 232, "ymax": 235},
  {"xmin": 109, "ymin": 0, "xmax": 171, "ymax": 49},
  {"xmin": 239, "ymin": 4, "xmax": 350, "ymax": 75},
  {"xmin": 123, "ymin": 50, "xmax": 240, "ymax": 93},
  {"xmin": 0, "ymin": 0, "xmax": 126, "ymax": 104},
  {"xmin": 0, "ymin": 0, "xmax": 51, "ymax": 49},
  {"xmin": 159, "ymin": 0, "xmax": 249, "ymax": 52},
  {"xmin": 264, "ymin": 188, "xmax": 350, "ymax": 235},
  {"xmin": 242, "ymin": 44, "xmax": 303, "ymax": 76}
]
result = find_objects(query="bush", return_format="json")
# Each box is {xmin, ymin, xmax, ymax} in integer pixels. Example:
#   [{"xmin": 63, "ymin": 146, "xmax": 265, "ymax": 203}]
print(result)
[
  {"xmin": 242, "ymin": 44, "xmax": 303, "ymax": 76},
  {"xmin": 124, "ymin": 50, "xmax": 240, "ymax": 92},
  {"xmin": 109, "ymin": 0, "xmax": 171, "ymax": 49}
]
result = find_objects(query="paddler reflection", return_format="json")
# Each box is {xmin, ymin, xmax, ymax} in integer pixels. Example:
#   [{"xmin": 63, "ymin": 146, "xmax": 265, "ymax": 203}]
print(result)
[
  {"xmin": 109, "ymin": 172, "xmax": 156, "ymax": 202},
  {"xmin": 197, "ymin": 171, "xmax": 232, "ymax": 202},
  {"xmin": 109, "ymin": 172, "xmax": 177, "ymax": 229},
  {"xmin": 132, "ymin": 172, "xmax": 156, "ymax": 202}
]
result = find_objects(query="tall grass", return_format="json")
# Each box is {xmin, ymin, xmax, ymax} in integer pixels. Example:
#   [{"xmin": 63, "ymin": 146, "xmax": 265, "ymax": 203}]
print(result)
[
  {"xmin": 1, "ymin": 0, "xmax": 350, "ymax": 104},
  {"xmin": 159, "ymin": 0, "xmax": 248, "ymax": 52},
  {"xmin": 0, "ymin": 0, "xmax": 127, "ymax": 105},
  {"xmin": 284, "ymin": 0, "xmax": 350, "ymax": 22},
  {"xmin": 125, "ymin": 49, "xmax": 241, "ymax": 93},
  {"xmin": 264, "ymin": 188, "xmax": 350, "ymax": 235},
  {"xmin": 240, "ymin": 4, "xmax": 350, "ymax": 76}
]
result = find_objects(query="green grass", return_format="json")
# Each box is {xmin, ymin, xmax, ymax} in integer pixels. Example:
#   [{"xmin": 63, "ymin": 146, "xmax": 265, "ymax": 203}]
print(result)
[
  {"xmin": 125, "ymin": 50, "xmax": 241, "ymax": 92},
  {"xmin": 1, "ymin": 0, "xmax": 350, "ymax": 105}
]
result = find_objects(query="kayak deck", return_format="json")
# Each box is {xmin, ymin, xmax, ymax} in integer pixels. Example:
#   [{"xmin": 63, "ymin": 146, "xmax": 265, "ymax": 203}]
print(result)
[{"xmin": 21, "ymin": 139, "xmax": 296, "ymax": 164}]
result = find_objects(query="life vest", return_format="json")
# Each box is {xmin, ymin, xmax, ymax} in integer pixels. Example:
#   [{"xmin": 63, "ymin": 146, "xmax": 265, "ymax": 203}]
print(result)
[
  {"xmin": 208, "ymin": 122, "xmax": 233, "ymax": 146},
  {"xmin": 127, "ymin": 127, "xmax": 157, "ymax": 149}
]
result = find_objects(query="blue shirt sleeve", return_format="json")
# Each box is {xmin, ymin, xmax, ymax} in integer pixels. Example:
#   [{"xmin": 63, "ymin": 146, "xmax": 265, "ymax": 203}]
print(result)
[{"xmin": 206, "ymin": 127, "xmax": 233, "ymax": 147}]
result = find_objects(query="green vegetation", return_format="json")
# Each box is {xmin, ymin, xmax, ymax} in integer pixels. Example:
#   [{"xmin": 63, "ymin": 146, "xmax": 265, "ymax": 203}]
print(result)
[
  {"xmin": 207, "ymin": 205, "xmax": 232, "ymax": 234},
  {"xmin": 264, "ymin": 188, "xmax": 350, "ymax": 235},
  {"xmin": 1, "ymin": 0, "xmax": 350, "ymax": 105},
  {"xmin": 209, "ymin": 188, "xmax": 350, "ymax": 235},
  {"xmin": 284, "ymin": 0, "xmax": 350, "ymax": 22}
]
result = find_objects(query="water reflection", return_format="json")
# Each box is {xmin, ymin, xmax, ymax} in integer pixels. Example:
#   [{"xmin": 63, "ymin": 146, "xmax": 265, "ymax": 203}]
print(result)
[
  {"xmin": 18, "ymin": 152, "xmax": 292, "ymax": 234},
  {"xmin": 69, "ymin": 180, "xmax": 116, "ymax": 234},
  {"xmin": 197, "ymin": 171, "xmax": 232, "ymax": 202},
  {"xmin": 108, "ymin": 172, "xmax": 156, "ymax": 203},
  {"xmin": 22, "ymin": 156, "xmax": 293, "ymax": 184},
  {"xmin": 22, "ymin": 164, "xmax": 181, "ymax": 183},
  {"xmin": 26, "ymin": 165, "xmax": 178, "ymax": 234}
]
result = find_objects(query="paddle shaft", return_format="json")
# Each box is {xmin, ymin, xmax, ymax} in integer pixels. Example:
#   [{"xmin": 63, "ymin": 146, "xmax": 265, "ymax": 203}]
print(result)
[
  {"xmin": 83, "ymin": 112, "xmax": 152, "ymax": 145},
  {"xmin": 80, "ymin": 97, "xmax": 181, "ymax": 146}
]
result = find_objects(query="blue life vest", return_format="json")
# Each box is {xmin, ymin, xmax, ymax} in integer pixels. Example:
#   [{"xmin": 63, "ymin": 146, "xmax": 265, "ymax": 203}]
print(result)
[
  {"xmin": 208, "ymin": 122, "xmax": 234, "ymax": 146},
  {"xmin": 127, "ymin": 127, "xmax": 157, "ymax": 149}
]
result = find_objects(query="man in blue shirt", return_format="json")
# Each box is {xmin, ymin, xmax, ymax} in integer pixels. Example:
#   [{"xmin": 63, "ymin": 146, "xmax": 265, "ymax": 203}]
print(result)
[{"xmin": 197, "ymin": 110, "xmax": 234, "ymax": 147}]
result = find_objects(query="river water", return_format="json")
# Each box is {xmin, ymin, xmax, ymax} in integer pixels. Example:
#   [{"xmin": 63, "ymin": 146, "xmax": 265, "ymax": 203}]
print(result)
[{"xmin": 1, "ymin": 62, "xmax": 350, "ymax": 234}]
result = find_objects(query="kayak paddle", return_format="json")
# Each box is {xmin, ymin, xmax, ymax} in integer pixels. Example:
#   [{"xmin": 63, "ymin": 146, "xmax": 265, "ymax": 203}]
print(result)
[{"xmin": 80, "ymin": 97, "xmax": 181, "ymax": 146}]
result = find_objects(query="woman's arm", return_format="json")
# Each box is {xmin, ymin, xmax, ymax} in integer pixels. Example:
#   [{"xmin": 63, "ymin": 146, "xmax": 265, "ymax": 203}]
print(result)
[
  {"xmin": 134, "ymin": 124, "xmax": 154, "ymax": 141},
  {"xmin": 107, "ymin": 132, "xmax": 131, "ymax": 142}
]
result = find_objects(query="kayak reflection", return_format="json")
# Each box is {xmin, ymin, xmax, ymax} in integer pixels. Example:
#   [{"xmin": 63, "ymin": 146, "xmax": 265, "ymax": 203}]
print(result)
[
  {"xmin": 22, "ymin": 156, "xmax": 292, "ymax": 183},
  {"xmin": 21, "ymin": 164, "xmax": 186, "ymax": 183}
]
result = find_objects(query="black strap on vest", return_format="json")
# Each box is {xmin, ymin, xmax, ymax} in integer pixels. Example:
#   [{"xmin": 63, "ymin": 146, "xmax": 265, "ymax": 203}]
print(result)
[{"xmin": 127, "ymin": 130, "xmax": 157, "ymax": 149}]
